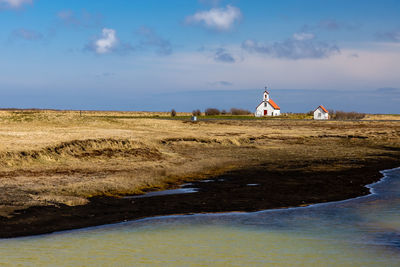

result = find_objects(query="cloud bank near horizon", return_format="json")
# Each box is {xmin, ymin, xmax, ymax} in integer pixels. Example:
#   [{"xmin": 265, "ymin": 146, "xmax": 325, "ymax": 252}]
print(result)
[{"xmin": 1, "ymin": 88, "xmax": 398, "ymax": 114}]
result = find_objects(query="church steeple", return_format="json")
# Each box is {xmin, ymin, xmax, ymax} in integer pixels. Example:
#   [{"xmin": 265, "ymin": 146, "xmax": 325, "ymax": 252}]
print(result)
[{"xmin": 263, "ymin": 86, "xmax": 270, "ymax": 101}]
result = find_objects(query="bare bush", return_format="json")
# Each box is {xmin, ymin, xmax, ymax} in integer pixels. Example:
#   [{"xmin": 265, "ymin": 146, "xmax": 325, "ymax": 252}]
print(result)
[
  {"xmin": 331, "ymin": 110, "xmax": 365, "ymax": 120},
  {"xmin": 171, "ymin": 109, "xmax": 176, "ymax": 117},
  {"xmin": 192, "ymin": 109, "xmax": 201, "ymax": 116},
  {"xmin": 205, "ymin": 108, "xmax": 220, "ymax": 116},
  {"xmin": 230, "ymin": 108, "xmax": 251, "ymax": 115},
  {"xmin": 221, "ymin": 109, "xmax": 228, "ymax": 115}
]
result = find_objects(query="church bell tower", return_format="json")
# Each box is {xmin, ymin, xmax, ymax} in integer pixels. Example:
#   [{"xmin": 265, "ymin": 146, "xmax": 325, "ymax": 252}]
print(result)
[{"xmin": 263, "ymin": 86, "xmax": 270, "ymax": 101}]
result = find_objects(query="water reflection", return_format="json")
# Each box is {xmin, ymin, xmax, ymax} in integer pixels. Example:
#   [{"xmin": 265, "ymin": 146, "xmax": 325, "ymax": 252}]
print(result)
[
  {"xmin": 124, "ymin": 183, "xmax": 198, "ymax": 198},
  {"xmin": 0, "ymin": 168, "xmax": 399, "ymax": 266}
]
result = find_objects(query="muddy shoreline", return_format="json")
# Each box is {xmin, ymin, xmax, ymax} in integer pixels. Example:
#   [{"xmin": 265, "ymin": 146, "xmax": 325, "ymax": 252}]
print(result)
[{"xmin": 1, "ymin": 157, "xmax": 399, "ymax": 239}]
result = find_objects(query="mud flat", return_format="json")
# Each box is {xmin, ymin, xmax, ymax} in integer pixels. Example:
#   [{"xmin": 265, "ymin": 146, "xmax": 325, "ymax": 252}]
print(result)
[{"xmin": 1, "ymin": 157, "xmax": 400, "ymax": 238}]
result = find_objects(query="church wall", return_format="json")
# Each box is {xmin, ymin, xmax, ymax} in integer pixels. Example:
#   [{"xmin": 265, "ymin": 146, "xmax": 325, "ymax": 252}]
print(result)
[
  {"xmin": 254, "ymin": 102, "xmax": 281, "ymax": 117},
  {"xmin": 314, "ymin": 108, "xmax": 329, "ymax": 120}
]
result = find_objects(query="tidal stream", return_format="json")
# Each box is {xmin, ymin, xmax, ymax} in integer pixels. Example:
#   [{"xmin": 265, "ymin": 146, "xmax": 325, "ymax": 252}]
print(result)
[{"xmin": 1, "ymin": 168, "xmax": 400, "ymax": 266}]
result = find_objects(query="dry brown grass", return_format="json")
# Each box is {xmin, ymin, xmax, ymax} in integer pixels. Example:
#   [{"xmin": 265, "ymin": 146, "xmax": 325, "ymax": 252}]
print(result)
[
  {"xmin": 0, "ymin": 109, "xmax": 399, "ymax": 217},
  {"xmin": 363, "ymin": 114, "xmax": 400, "ymax": 120}
]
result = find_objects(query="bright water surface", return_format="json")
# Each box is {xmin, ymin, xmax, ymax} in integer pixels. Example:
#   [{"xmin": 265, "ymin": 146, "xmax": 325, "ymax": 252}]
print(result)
[{"xmin": 1, "ymin": 168, "xmax": 400, "ymax": 266}]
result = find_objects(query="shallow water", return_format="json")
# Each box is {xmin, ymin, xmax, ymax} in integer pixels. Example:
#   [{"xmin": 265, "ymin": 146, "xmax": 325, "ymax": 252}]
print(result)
[
  {"xmin": 1, "ymin": 168, "xmax": 400, "ymax": 266},
  {"xmin": 124, "ymin": 186, "xmax": 198, "ymax": 199}
]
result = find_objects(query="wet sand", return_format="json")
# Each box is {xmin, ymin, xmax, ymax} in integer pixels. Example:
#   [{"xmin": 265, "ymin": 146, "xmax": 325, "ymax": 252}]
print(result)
[{"xmin": 1, "ymin": 156, "xmax": 399, "ymax": 239}]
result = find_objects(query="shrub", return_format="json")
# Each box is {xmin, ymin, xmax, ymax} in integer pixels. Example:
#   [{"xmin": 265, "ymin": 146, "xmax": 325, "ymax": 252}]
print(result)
[
  {"xmin": 230, "ymin": 108, "xmax": 251, "ymax": 115},
  {"xmin": 192, "ymin": 109, "xmax": 201, "ymax": 116},
  {"xmin": 221, "ymin": 109, "xmax": 228, "ymax": 115},
  {"xmin": 171, "ymin": 109, "xmax": 176, "ymax": 117},
  {"xmin": 205, "ymin": 108, "xmax": 220, "ymax": 116},
  {"xmin": 331, "ymin": 110, "xmax": 365, "ymax": 120}
]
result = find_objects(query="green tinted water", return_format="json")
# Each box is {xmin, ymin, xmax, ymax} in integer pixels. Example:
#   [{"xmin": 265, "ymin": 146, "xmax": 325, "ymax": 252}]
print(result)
[{"xmin": 1, "ymin": 168, "xmax": 400, "ymax": 266}]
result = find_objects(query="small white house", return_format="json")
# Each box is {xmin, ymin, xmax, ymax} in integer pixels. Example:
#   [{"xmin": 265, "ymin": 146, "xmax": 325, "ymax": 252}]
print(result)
[
  {"xmin": 314, "ymin": 105, "xmax": 329, "ymax": 120},
  {"xmin": 255, "ymin": 88, "xmax": 281, "ymax": 117}
]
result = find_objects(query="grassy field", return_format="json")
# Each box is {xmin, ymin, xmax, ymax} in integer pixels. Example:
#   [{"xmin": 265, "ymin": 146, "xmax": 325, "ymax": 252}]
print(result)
[{"xmin": 0, "ymin": 109, "xmax": 399, "ymax": 217}]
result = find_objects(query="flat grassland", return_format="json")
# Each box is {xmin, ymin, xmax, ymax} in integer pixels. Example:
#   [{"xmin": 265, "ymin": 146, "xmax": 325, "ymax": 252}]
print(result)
[{"xmin": 0, "ymin": 109, "xmax": 399, "ymax": 218}]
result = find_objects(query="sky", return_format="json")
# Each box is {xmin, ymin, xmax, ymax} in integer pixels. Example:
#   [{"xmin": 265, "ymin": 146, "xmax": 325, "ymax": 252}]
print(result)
[{"xmin": 0, "ymin": 0, "xmax": 399, "ymax": 113}]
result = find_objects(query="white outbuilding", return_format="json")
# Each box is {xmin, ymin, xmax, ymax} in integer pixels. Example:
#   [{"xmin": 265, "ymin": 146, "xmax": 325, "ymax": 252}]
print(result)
[
  {"xmin": 314, "ymin": 105, "xmax": 329, "ymax": 120},
  {"xmin": 255, "ymin": 88, "xmax": 281, "ymax": 117}
]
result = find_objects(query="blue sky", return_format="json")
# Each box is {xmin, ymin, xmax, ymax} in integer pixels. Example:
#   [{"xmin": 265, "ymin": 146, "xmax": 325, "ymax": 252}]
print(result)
[{"xmin": 0, "ymin": 0, "xmax": 399, "ymax": 112}]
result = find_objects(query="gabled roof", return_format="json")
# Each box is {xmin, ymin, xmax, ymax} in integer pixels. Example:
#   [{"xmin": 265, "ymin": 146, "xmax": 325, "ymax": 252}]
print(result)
[
  {"xmin": 268, "ymin": 99, "xmax": 280, "ymax": 110},
  {"xmin": 255, "ymin": 101, "xmax": 264, "ymax": 109},
  {"xmin": 315, "ymin": 105, "xmax": 328, "ymax": 113}
]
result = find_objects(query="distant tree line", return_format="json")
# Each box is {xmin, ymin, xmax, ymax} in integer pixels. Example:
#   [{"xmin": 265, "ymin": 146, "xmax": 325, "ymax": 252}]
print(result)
[
  {"xmin": 170, "ymin": 108, "xmax": 252, "ymax": 117},
  {"xmin": 173, "ymin": 107, "xmax": 366, "ymax": 120},
  {"xmin": 306, "ymin": 109, "xmax": 366, "ymax": 120},
  {"xmin": 198, "ymin": 108, "xmax": 251, "ymax": 116},
  {"xmin": 192, "ymin": 109, "xmax": 201, "ymax": 116},
  {"xmin": 329, "ymin": 110, "xmax": 366, "ymax": 120}
]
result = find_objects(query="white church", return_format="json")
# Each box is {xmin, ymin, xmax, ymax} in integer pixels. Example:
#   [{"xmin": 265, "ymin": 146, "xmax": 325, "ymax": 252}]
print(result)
[
  {"xmin": 313, "ymin": 105, "xmax": 329, "ymax": 120},
  {"xmin": 255, "ymin": 88, "xmax": 281, "ymax": 117}
]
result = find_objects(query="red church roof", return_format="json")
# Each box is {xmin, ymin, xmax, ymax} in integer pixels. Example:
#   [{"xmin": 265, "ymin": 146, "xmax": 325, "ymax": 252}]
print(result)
[
  {"xmin": 316, "ymin": 105, "xmax": 328, "ymax": 113},
  {"xmin": 268, "ymin": 99, "xmax": 281, "ymax": 110}
]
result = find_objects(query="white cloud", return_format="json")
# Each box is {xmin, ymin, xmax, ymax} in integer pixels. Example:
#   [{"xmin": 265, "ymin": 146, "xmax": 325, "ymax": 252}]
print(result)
[
  {"xmin": 0, "ymin": 0, "xmax": 32, "ymax": 8},
  {"xmin": 94, "ymin": 28, "xmax": 118, "ymax": 54},
  {"xmin": 293, "ymin": 32, "xmax": 315, "ymax": 41},
  {"xmin": 86, "ymin": 28, "xmax": 134, "ymax": 55},
  {"xmin": 186, "ymin": 5, "xmax": 242, "ymax": 31}
]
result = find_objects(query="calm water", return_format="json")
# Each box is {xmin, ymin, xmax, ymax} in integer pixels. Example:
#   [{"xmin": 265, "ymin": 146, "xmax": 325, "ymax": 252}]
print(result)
[{"xmin": 1, "ymin": 168, "xmax": 400, "ymax": 266}]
